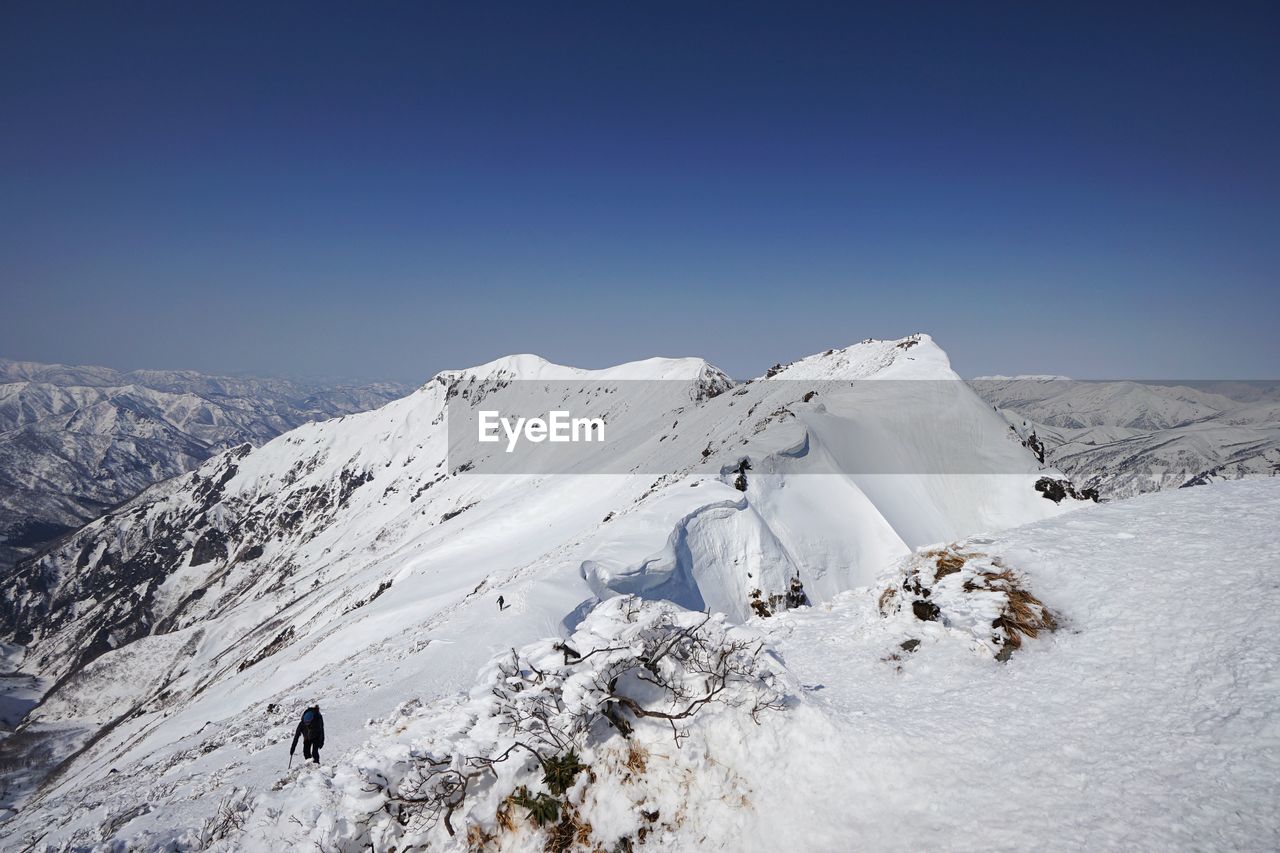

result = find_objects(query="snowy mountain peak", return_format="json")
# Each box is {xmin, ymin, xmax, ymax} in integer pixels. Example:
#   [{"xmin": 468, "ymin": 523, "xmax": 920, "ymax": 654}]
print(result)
[
  {"xmin": 432, "ymin": 353, "xmax": 730, "ymax": 385},
  {"xmin": 0, "ymin": 335, "xmax": 1095, "ymax": 843},
  {"xmin": 762, "ymin": 333, "xmax": 953, "ymax": 381}
]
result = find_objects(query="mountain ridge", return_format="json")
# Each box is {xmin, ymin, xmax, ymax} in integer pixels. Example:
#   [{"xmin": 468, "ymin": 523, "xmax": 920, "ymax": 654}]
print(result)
[
  {"xmin": 0, "ymin": 359, "xmax": 410, "ymax": 570},
  {"xmin": 0, "ymin": 334, "xmax": 1085, "ymax": 833},
  {"xmin": 972, "ymin": 377, "xmax": 1280, "ymax": 496}
]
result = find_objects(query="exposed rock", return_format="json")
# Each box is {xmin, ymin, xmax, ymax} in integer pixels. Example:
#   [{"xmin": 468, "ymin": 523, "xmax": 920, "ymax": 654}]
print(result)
[
  {"xmin": 911, "ymin": 600, "xmax": 940, "ymax": 622},
  {"xmin": 1035, "ymin": 477, "xmax": 1100, "ymax": 504},
  {"xmin": 1024, "ymin": 431, "xmax": 1046, "ymax": 464},
  {"xmin": 190, "ymin": 529, "xmax": 228, "ymax": 567}
]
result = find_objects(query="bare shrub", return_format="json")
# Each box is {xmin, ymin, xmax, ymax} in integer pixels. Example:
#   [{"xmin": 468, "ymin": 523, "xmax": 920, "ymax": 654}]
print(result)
[
  {"xmin": 364, "ymin": 597, "xmax": 784, "ymax": 848},
  {"xmin": 198, "ymin": 787, "xmax": 251, "ymax": 846}
]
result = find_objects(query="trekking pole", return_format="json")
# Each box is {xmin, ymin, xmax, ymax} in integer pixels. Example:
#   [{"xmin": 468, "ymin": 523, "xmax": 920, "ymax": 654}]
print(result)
[{"xmin": 288, "ymin": 752, "xmax": 294, "ymax": 770}]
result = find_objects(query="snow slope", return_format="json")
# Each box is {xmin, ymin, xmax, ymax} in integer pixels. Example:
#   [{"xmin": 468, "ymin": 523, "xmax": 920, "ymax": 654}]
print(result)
[
  {"xmin": 768, "ymin": 479, "xmax": 1280, "ymax": 850},
  {"xmin": 29, "ymin": 477, "xmax": 1275, "ymax": 852},
  {"xmin": 224, "ymin": 479, "xmax": 1280, "ymax": 850},
  {"xmin": 0, "ymin": 335, "xmax": 1083, "ymax": 846}
]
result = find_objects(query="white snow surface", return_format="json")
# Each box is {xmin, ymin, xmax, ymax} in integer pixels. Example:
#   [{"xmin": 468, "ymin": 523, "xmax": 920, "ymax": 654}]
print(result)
[
  {"xmin": 17, "ymin": 478, "xmax": 1275, "ymax": 851},
  {"xmin": 1, "ymin": 335, "xmax": 1142, "ymax": 848},
  {"xmin": 245, "ymin": 480, "xmax": 1280, "ymax": 850}
]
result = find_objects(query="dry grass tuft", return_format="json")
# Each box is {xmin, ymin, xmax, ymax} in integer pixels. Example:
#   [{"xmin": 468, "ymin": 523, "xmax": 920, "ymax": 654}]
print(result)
[
  {"xmin": 544, "ymin": 807, "xmax": 597, "ymax": 853},
  {"xmin": 495, "ymin": 800, "xmax": 518, "ymax": 834},
  {"xmin": 986, "ymin": 569, "xmax": 1058, "ymax": 650},
  {"xmin": 877, "ymin": 585, "xmax": 898, "ymax": 615},
  {"xmin": 886, "ymin": 546, "xmax": 1058, "ymax": 660},
  {"xmin": 624, "ymin": 744, "xmax": 648, "ymax": 777},
  {"xmin": 468, "ymin": 823, "xmax": 498, "ymax": 850},
  {"xmin": 919, "ymin": 546, "xmax": 977, "ymax": 580}
]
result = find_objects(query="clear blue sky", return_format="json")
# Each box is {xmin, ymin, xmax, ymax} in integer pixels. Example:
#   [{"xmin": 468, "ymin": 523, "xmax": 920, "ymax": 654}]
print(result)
[{"xmin": 2, "ymin": 1, "xmax": 1277, "ymax": 383}]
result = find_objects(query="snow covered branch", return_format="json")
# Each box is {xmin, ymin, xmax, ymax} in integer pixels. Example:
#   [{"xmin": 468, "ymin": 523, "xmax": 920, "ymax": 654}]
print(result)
[{"xmin": 355, "ymin": 597, "xmax": 787, "ymax": 850}]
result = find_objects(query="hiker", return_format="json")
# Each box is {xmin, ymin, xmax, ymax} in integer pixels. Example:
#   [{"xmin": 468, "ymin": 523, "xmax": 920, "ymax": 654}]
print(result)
[
  {"xmin": 497, "ymin": 595, "xmax": 505, "ymax": 610},
  {"xmin": 290, "ymin": 705, "xmax": 325, "ymax": 764}
]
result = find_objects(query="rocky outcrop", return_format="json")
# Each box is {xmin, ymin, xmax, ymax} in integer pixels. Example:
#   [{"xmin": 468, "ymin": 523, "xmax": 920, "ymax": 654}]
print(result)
[{"xmin": 1035, "ymin": 477, "xmax": 1100, "ymax": 504}]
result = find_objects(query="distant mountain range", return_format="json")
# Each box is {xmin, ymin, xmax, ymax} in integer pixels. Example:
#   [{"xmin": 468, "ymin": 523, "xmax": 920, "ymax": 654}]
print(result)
[
  {"xmin": 0, "ymin": 359, "xmax": 409, "ymax": 570},
  {"xmin": 971, "ymin": 378, "xmax": 1280, "ymax": 497}
]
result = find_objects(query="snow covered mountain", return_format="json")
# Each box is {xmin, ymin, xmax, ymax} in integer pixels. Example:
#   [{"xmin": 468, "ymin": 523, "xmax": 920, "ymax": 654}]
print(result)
[
  {"xmin": 210, "ymin": 477, "xmax": 1280, "ymax": 852},
  {"xmin": 0, "ymin": 334, "xmax": 1093, "ymax": 847},
  {"xmin": 0, "ymin": 359, "xmax": 408, "ymax": 570},
  {"xmin": 972, "ymin": 377, "xmax": 1280, "ymax": 498}
]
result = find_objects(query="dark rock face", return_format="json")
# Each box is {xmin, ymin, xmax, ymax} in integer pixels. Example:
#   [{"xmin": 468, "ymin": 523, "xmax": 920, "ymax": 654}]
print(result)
[
  {"xmin": 748, "ymin": 575, "xmax": 809, "ymax": 619},
  {"xmin": 1024, "ymin": 431, "xmax": 1046, "ymax": 465},
  {"xmin": 238, "ymin": 626, "xmax": 296, "ymax": 672},
  {"xmin": 900, "ymin": 567, "xmax": 941, "ymax": 624},
  {"xmin": 911, "ymin": 600, "xmax": 941, "ymax": 622},
  {"xmin": 190, "ymin": 529, "xmax": 229, "ymax": 567},
  {"xmin": 1035, "ymin": 477, "xmax": 1070, "ymax": 503},
  {"xmin": 1034, "ymin": 477, "xmax": 1100, "ymax": 504},
  {"xmin": 237, "ymin": 544, "xmax": 264, "ymax": 562},
  {"xmin": 785, "ymin": 574, "xmax": 809, "ymax": 609},
  {"xmin": 441, "ymin": 502, "xmax": 478, "ymax": 523},
  {"xmin": 1, "ymin": 520, "xmax": 78, "ymax": 550},
  {"xmin": 895, "ymin": 336, "xmax": 920, "ymax": 350}
]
